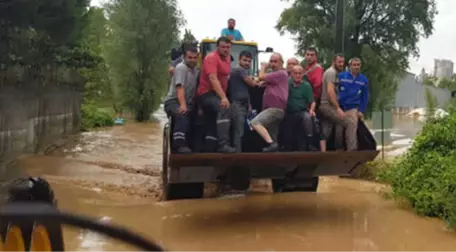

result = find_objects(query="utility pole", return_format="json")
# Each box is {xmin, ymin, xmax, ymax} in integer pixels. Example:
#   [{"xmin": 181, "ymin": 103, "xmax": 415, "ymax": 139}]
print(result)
[{"xmin": 335, "ymin": 0, "xmax": 344, "ymax": 54}]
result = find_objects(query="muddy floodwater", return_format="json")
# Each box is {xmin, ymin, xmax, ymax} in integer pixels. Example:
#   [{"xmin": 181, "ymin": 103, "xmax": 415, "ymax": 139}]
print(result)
[{"xmin": 13, "ymin": 110, "xmax": 456, "ymax": 251}]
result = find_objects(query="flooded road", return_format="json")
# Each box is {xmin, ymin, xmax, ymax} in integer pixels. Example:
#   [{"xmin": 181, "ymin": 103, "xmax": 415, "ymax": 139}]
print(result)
[{"xmin": 13, "ymin": 110, "xmax": 456, "ymax": 251}]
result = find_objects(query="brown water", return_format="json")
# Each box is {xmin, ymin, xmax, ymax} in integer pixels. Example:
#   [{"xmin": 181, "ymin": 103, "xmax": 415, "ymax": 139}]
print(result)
[{"xmin": 13, "ymin": 113, "xmax": 456, "ymax": 251}]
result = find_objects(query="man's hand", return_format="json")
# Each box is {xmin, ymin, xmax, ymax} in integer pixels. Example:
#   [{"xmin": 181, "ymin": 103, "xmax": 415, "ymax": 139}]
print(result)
[
  {"xmin": 261, "ymin": 62, "xmax": 269, "ymax": 70},
  {"xmin": 220, "ymin": 97, "xmax": 230, "ymax": 109},
  {"xmin": 198, "ymin": 108, "xmax": 203, "ymax": 116},
  {"xmin": 358, "ymin": 111, "xmax": 364, "ymax": 119},
  {"xmin": 178, "ymin": 104, "xmax": 188, "ymax": 114},
  {"xmin": 309, "ymin": 110, "xmax": 316, "ymax": 117},
  {"xmin": 336, "ymin": 107, "xmax": 345, "ymax": 120}
]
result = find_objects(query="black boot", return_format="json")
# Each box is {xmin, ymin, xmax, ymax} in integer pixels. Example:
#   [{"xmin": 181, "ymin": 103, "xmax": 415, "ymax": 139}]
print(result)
[
  {"xmin": 218, "ymin": 145, "xmax": 236, "ymax": 153},
  {"xmin": 262, "ymin": 142, "xmax": 279, "ymax": 152}
]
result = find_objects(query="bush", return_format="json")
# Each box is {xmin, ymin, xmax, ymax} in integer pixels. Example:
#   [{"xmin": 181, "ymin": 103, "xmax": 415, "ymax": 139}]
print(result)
[
  {"xmin": 81, "ymin": 101, "xmax": 114, "ymax": 131},
  {"xmin": 351, "ymin": 160, "xmax": 392, "ymax": 182},
  {"xmin": 378, "ymin": 108, "xmax": 456, "ymax": 228}
]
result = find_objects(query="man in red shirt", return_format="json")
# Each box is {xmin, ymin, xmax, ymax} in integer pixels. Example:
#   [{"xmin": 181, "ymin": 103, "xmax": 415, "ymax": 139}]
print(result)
[
  {"xmin": 197, "ymin": 36, "xmax": 235, "ymax": 153},
  {"xmin": 304, "ymin": 47, "xmax": 324, "ymax": 104}
]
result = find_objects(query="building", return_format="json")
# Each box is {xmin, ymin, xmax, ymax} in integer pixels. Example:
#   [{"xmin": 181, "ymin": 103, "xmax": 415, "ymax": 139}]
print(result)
[
  {"xmin": 394, "ymin": 72, "xmax": 451, "ymax": 114},
  {"xmin": 418, "ymin": 68, "xmax": 428, "ymax": 84},
  {"xmin": 434, "ymin": 59, "xmax": 454, "ymax": 80}
]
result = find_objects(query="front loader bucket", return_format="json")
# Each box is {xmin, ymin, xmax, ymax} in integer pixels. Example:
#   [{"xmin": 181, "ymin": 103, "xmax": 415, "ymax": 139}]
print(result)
[{"xmin": 169, "ymin": 150, "xmax": 379, "ymax": 177}]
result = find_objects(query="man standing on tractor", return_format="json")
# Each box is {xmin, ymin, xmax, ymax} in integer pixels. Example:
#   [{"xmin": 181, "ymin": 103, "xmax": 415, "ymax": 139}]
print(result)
[
  {"xmin": 286, "ymin": 57, "xmax": 299, "ymax": 76},
  {"xmin": 163, "ymin": 47, "xmax": 200, "ymax": 153},
  {"xmin": 197, "ymin": 36, "xmax": 235, "ymax": 153},
  {"xmin": 228, "ymin": 50, "xmax": 261, "ymax": 152},
  {"xmin": 318, "ymin": 54, "xmax": 346, "ymax": 151},
  {"xmin": 250, "ymin": 53, "xmax": 289, "ymax": 152},
  {"xmin": 282, "ymin": 65, "xmax": 317, "ymax": 151},
  {"xmin": 335, "ymin": 57, "xmax": 369, "ymax": 151},
  {"xmin": 221, "ymin": 18, "xmax": 244, "ymax": 41}
]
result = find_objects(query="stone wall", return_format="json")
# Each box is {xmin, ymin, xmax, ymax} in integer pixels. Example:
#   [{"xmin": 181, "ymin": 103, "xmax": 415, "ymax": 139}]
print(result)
[{"xmin": 0, "ymin": 66, "xmax": 83, "ymax": 169}]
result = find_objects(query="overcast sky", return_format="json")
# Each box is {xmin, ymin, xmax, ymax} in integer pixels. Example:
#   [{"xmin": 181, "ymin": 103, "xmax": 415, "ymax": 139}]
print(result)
[{"xmin": 91, "ymin": 0, "xmax": 456, "ymax": 75}]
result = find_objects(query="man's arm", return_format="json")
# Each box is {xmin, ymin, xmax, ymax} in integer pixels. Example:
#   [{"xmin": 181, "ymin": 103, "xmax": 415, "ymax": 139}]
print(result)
[
  {"xmin": 359, "ymin": 81, "xmax": 369, "ymax": 113},
  {"xmin": 258, "ymin": 68, "xmax": 282, "ymax": 84},
  {"xmin": 311, "ymin": 66, "xmax": 323, "ymax": 97},
  {"xmin": 238, "ymin": 31, "xmax": 244, "ymax": 41},
  {"xmin": 327, "ymin": 72, "xmax": 341, "ymax": 108},
  {"xmin": 238, "ymin": 69, "xmax": 258, "ymax": 87},
  {"xmin": 204, "ymin": 56, "xmax": 227, "ymax": 100},
  {"xmin": 173, "ymin": 65, "xmax": 187, "ymax": 108}
]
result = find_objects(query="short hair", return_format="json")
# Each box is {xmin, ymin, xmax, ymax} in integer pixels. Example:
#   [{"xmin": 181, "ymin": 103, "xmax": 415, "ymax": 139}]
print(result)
[
  {"xmin": 349, "ymin": 57, "xmax": 361, "ymax": 65},
  {"xmin": 184, "ymin": 47, "xmax": 198, "ymax": 56},
  {"xmin": 239, "ymin": 50, "xmax": 252, "ymax": 59},
  {"xmin": 216, "ymin": 36, "xmax": 232, "ymax": 45},
  {"xmin": 306, "ymin": 47, "xmax": 318, "ymax": 56},
  {"xmin": 228, "ymin": 18, "xmax": 235, "ymax": 22},
  {"xmin": 271, "ymin": 52, "xmax": 284, "ymax": 63},
  {"xmin": 287, "ymin": 57, "xmax": 299, "ymax": 64},
  {"xmin": 181, "ymin": 42, "xmax": 197, "ymax": 52},
  {"xmin": 332, "ymin": 53, "xmax": 345, "ymax": 61}
]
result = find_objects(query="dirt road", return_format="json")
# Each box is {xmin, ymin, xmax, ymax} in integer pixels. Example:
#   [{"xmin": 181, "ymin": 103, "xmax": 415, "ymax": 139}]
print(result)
[{"xmin": 14, "ymin": 110, "xmax": 456, "ymax": 251}]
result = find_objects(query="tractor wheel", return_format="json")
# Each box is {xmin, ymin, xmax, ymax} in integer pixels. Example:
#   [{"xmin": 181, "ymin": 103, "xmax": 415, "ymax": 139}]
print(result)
[
  {"xmin": 272, "ymin": 177, "xmax": 319, "ymax": 193},
  {"xmin": 164, "ymin": 183, "xmax": 204, "ymax": 201}
]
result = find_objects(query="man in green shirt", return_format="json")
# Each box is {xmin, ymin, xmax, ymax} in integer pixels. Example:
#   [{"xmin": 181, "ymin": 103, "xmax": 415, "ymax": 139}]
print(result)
[{"xmin": 282, "ymin": 65, "xmax": 317, "ymax": 151}]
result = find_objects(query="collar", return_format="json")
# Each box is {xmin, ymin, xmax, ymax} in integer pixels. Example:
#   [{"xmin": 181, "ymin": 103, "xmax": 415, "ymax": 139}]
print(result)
[{"xmin": 305, "ymin": 61, "xmax": 317, "ymax": 70}]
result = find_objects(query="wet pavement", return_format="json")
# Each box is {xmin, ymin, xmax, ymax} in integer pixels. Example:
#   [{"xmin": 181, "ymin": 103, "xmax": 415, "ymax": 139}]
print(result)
[{"xmin": 11, "ymin": 109, "xmax": 456, "ymax": 251}]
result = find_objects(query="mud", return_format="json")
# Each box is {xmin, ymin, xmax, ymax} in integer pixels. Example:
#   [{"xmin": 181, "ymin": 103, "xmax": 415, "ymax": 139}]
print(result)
[{"xmin": 12, "ymin": 110, "xmax": 456, "ymax": 251}]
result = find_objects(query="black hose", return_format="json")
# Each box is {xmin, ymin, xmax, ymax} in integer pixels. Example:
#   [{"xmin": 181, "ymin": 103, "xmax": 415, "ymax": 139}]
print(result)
[{"xmin": 0, "ymin": 203, "xmax": 164, "ymax": 251}]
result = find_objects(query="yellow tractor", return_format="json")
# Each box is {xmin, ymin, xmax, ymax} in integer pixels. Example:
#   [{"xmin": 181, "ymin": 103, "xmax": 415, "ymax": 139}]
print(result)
[{"xmin": 161, "ymin": 38, "xmax": 379, "ymax": 200}]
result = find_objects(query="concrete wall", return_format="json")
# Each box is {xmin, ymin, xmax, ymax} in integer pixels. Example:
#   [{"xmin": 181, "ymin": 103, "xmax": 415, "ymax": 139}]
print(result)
[
  {"xmin": 0, "ymin": 66, "xmax": 83, "ymax": 167},
  {"xmin": 394, "ymin": 72, "xmax": 451, "ymax": 113}
]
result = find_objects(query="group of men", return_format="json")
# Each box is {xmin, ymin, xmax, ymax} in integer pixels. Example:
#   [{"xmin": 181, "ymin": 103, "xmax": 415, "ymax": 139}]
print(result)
[{"xmin": 164, "ymin": 34, "xmax": 369, "ymax": 154}]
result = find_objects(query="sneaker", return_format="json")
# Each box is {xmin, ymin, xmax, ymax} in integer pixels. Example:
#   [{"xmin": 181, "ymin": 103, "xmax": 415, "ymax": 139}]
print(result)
[{"xmin": 262, "ymin": 142, "xmax": 278, "ymax": 152}]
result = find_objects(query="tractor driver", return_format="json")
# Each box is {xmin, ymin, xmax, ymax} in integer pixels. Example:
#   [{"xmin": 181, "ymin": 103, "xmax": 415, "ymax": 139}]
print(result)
[
  {"xmin": 164, "ymin": 46, "xmax": 200, "ymax": 153},
  {"xmin": 197, "ymin": 36, "xmax": 235, "ymax": 153}
]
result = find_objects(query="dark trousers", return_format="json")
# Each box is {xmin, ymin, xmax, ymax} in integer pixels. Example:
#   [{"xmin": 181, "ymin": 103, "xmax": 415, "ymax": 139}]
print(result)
[
  {"xmin": 282, "ymin": 111, "xmax": 314, "ymax": 151},
  {"xmin": 164, "ymin": 100, "xmax": 193, "ymax": 149},
  {"xmin": 198, "ymin": 92, "xmax": 231, "ymax": 152},
  {"xmin": 230, "ymin": 100, "xmax": 249, "ymax": 152}
]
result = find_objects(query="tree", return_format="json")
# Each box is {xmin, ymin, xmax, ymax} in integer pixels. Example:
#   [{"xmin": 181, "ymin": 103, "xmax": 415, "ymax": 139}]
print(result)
[
  {"xmin": 104, "ymin": 0, "xmax": 184, "ymax": 122},
  {"xmin": 182, "ymin": 29, "xmax": 198, "ymax": 44},
  {"xmin": 79, "ymin": 7, "xmax": 113, "ymax": 104},
  {"xmin": 423, "ymin": 75, "xmax": 438, "ymax": 86},
  {"xmin": 425, "ymin": 87, "xmax": 438, "ymax": 120},
  {"xmin": 0, "ymin": 0, "xmax": 93, "ymax": 67},
  {"xmin": 276, "ymin": 0, "xmax": 437, "ymax": 114},
  {"xmin": 437, "ymin": 75, "xmax": 456, "ymax": 91}
]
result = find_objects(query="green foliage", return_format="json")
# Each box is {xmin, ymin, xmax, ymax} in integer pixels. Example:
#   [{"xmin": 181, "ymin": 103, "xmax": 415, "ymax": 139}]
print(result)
[
  {"xmin": 351, "ymin": 159, "xmax": 392, "ymax": 182},
  {"xmin": 104, "ymin": 0, "xmax": 184, "ymax": 122},
  {"xmin": 81, "ymin": 100, "xmax": 114, "ymax": 131},
  {"xmin": 79, "ymin": 7, "xmax": 113, "ymax": 103},
  {"xmin": 378, "ymin": 108, "xmax": 456, "ymax": 229},
  {"xmin": 438, "ymin": 75, "xmax": 456, "ymax": 91},
  {"xmin": 0, "ymin": 0, "xmax": 95, "ymax": 68},
  {"xmin": 425, "ymin": 88, "xmax": 438, "ymax": 120},
  {"xmin": 182, "ymin": 29, "xmax": 198, "ymax": 44},
  {"xmin": 276, "ymin": 0, "xmax": 437, "ymax": 115}
]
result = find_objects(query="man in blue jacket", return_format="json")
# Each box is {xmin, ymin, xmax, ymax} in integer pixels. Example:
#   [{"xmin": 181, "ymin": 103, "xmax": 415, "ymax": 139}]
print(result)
[{"xmin": 336, "ymin": 57, "xmax": 369, "ymax": 151}]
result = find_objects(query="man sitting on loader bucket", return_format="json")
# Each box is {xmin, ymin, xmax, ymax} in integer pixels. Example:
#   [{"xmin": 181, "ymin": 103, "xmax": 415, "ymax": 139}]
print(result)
[
  {"xmin": 281, "ymin": 65, "xmax": 317, "ymax": 151},
  {"xmin": 250, "ymin": 53, "xmax": 289, "ymax": 152},
  {"xmin": 164, "ymin": 46, "xmax": 200, "ymax": 153}
]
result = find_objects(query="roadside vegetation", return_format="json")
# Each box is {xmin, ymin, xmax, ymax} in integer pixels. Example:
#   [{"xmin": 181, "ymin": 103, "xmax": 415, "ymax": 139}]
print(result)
[{"xmin": 377, "ymin": 108, "xmax": 456, "ymax": 229}]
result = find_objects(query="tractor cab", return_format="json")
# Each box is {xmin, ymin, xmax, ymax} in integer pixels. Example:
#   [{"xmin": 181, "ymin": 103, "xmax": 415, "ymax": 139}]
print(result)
[{"xmin": 198, "ymin": 38, "xmax": 273, "ymax": 76}]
